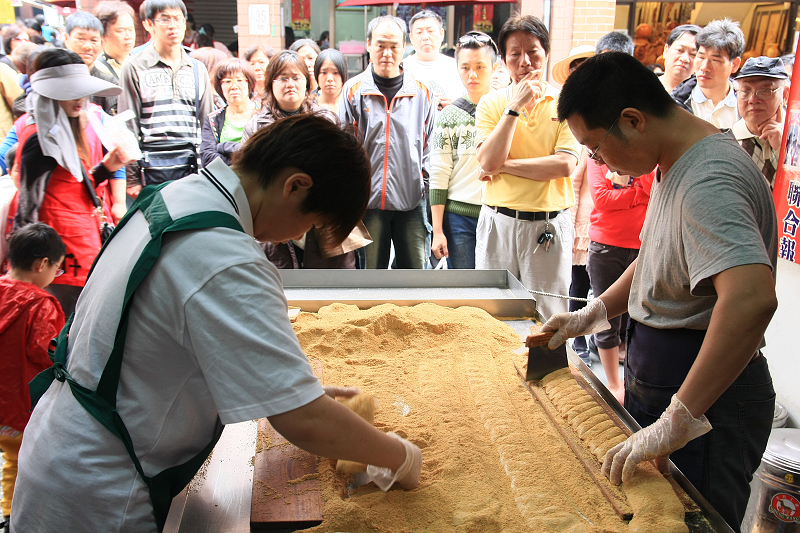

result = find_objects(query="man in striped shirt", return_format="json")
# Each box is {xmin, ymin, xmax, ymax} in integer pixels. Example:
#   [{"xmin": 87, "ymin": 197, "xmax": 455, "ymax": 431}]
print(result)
[{"xmin": 119, "ymin": 0, "xmax": 213, "ymax": 197}]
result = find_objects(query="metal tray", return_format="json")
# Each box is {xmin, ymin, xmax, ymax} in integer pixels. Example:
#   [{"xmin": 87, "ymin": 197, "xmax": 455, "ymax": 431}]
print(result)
[
  {"xmin": 164, "ymin": 272, "xmax": 732, "ymax": 533},
  {"xmin": 281, "ymin": 269, "xmax": 543, "ymax": 321}
]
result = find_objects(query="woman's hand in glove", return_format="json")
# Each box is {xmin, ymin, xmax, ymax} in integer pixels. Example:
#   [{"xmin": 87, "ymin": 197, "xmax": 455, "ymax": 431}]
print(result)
[
  {"xmin": 540, "ymin": 298, "xmax": 612, "ymax": 349},
  {"xmin": 602, "ymin": 394, "xmax": 712, "ymax": 485},
  {"xmin": 367, "ymin": 432, "xmax": 423, "ymax": 491}
]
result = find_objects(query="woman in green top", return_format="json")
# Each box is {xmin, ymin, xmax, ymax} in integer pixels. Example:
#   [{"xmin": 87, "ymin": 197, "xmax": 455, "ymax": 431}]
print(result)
[{"xmin": 200, "ymin": 58, "xmax": 257, "ymax": 166}]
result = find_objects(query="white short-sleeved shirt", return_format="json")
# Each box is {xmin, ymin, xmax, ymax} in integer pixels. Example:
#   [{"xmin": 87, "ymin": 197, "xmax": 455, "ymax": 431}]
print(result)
[
  {"xmin": 402, "ymin": 54, "xmax": 465, "ymax": 102},
  {"xmin": 13, "ymin": 158, "xmax": 324, "ymax": 532},
  {"xmin": 690, "ymin": 82, "xmax": 739, "ymax": 129}
]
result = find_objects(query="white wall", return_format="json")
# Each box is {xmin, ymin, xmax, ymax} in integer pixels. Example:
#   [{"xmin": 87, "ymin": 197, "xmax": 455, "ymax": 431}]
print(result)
[{"xmin": 762, "ymin": 258, "xmax": 800, "ymax": 428}]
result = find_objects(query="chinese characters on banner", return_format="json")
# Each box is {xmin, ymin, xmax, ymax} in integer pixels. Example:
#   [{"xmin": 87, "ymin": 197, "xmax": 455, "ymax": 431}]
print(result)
[
  {"xmin": 292, "ymin": 0, "xmax": 310, "ymax": 32},
  {"xmin": 472, "ymin": 5, "xmax": 493, "ymax": 33},
  {"xmin": 774, "ymin": 41, "xmax": 800, "ymax": 263}
]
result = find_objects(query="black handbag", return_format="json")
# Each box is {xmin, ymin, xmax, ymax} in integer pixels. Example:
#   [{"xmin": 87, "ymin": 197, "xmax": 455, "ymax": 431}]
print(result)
[{"xmin": 81, "ymin": 166, "xmax": 115, "ymax": 244}]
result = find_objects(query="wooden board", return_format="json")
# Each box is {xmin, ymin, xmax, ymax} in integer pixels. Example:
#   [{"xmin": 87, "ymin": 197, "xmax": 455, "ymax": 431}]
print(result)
[{"xmin": 250, "ymin": 360, "xmax": 323, "ymax": 531}]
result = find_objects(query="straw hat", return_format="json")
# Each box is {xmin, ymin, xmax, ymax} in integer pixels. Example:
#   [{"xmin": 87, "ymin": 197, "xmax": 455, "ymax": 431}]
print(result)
[
  {"xmin": 31, "ymin": 63, "xmax": 121, "ymax": 101},
  {"xmin": 551, "ymin": 44, "xmax": 595, "ymax": 85}
]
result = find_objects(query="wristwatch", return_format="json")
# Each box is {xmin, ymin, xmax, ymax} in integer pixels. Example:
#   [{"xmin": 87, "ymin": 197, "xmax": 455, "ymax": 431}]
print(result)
[{"xmin": 504, "ymin": 107, "xmax": 520, "ymax": 117}]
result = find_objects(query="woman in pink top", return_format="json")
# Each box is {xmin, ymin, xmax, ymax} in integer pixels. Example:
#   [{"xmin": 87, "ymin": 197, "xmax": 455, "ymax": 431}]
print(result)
[{"xmin": 586, "ymin": 158, "xmax": 655, "ymax": 403}]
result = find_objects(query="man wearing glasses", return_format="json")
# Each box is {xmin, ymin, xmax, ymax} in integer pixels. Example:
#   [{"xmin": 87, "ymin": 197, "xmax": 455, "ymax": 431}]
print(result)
[
  {"xmin": 547, "ymin": 52, "xmax": 777, "ymax": 532},
  {"xmin": 732, "ymin": 56, "xmax": 789, "ymax": 191},
  {"xmin": 475, "ymin": 14, "xmax": 580, "ymax": 319},
  {"xmin": 119, "ymin": 0, "xmax": 213, "ymax": 197}
]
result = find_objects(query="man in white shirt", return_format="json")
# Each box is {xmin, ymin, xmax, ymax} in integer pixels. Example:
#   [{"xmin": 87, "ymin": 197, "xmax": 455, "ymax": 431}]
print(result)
[
  {"xmin": 11, "ymin": 115, "xmax": 421, "ymax": 533},
  {"xmin": 671, "ymin": 18, "xmax": 744, "ymax": 129},
  {"xmin": 402, "ymin": 10, "xmax": 464, "ymax": 110}
]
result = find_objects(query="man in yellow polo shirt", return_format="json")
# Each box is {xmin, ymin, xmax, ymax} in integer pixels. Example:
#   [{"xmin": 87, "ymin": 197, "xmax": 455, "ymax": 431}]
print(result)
[{"xmin": 476, "ymin": 14, "xmax": 580, "ymax": 318}]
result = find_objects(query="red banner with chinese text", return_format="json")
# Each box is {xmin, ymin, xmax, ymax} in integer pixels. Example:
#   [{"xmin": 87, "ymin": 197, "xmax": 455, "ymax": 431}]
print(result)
[
  {"xmin": 292, "ymin": 0, "xmax": 310, "ymax": 31},
  {"xmin": 774, "ymin": 41, "xmax": 800, "ymax": 264},
  {"xmin": 472, "ymin": 5, "xmax": 493, "ymax": 33}
]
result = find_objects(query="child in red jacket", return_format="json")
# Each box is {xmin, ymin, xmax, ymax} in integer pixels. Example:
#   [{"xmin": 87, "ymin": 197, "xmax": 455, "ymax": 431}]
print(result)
[{"xmin": 0, "ymin": 223, "xmax": 65, "ymax": 530}]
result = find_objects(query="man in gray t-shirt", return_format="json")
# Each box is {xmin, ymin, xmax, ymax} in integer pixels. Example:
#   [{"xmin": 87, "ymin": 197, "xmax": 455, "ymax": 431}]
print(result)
[{"xmin": 540, "ymin": 52, "xmax": 778, "ymax": 532}]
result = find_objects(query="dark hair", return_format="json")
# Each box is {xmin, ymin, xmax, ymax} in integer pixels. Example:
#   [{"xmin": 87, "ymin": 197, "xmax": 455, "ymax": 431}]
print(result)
[
  {"xmin": 196, "ymin": 32, "xmax": 213, "ymax": 49},
  {"xmin": 498, "ymin": 14, "xmax": 550, "ymax": 59},
  {"xmin": 696, "ymin": 18, "xmax": 745, "ymax": 61},
  {"xmin": 142, "ymin": 0, "xmax": 187, "ymax": 21},
  {"xmin": 314, "ymin": 48, "xmax": 348, "ymax": 86},
  {"xmin": 5, "ymin": 143, "xmax": 17, "ymax": 174},
  {"xmin": 319, "ymin": 31, "xmax": 329, "ymax": 41},
  {"xmin": 24, "ymin": 18, "xmax": 42, "ymax": 34},
  {"xmin": 243, "ymin": 43, "xmax": 275, "ymax": 61},
  {"xmin": 8, "ymin": 222, "xmax": 66, "ymax": 271},
  {"xmin": 66, "ymin": 11, "xmax": 104, "ymax": 37},
  {"xmin": 32, "ymin": 49, "xmax": 91, "ymax": 163},
  {"xmin": 232, "ymin": 114, "xmax": 371, "ymax": 246},
  {"xmin": 3, "ymin": 25, "xmax": 28, "ymax": 55},
  {"xmin": 595, "ymin": 31, "xmax": 633, "ymax": 55},
  {"xmin": 186, "ymin": 13, "xmax": 195, "ymax": 30},
  {"xmin": 455, "ymin": 31, "xmax": 498, "ymax": 63},
  {"xmin": 410, "ymin": 10, "xmax": 443, "ymax": 31},
  {"xmin": 289, "ymin": 38, "xmax": 321, "ymax": 55},
  {"xmin": 557, "ymin": 52, "xmax": 676, "ymax": 132},
  {"xmin": 93, "ymin": 1, "xmax": 136, "ymax": 36},
  {"xmin": 213, "ymin": 57, "xmax": 257, "ymax": 100},
  {"xmin": 28, "ymin": 32, "xmax": 46, "ymax": 46},
  {"xmin": 366, "ymin": 15, "xmax": 407, "ymax": 44},
  {"xmin": 263, "ymin": 50, "xmax": 312, "ymax": 114},
  {"xmin": 666, "ymin": 24, "xmax": 701, "ymax": 47}
]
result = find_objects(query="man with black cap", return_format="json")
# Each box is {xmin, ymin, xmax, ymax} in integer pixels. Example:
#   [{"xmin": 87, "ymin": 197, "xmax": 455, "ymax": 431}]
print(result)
[{"xmin": 733, "ymin": 56, "xmax": 789, "ymax": 190}]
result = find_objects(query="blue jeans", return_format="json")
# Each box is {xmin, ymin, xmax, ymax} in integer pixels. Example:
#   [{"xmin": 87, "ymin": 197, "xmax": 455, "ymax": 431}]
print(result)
[
  {"xmin": 361, "ymin": 201, "xmax": 431, "ymax": 269},
  {"xmin": 624, "ymin": 320, "xmax": 775, "ymax": 533},
  {"xmin": 442, "ymin": 211, "xmax": 478, "ymax": 269}
]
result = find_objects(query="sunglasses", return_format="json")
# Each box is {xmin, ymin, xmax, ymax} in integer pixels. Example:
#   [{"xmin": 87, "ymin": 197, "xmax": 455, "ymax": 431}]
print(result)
[{"xmin": 458, "ymin": 32, "xmax": 499, "ymax": 57}]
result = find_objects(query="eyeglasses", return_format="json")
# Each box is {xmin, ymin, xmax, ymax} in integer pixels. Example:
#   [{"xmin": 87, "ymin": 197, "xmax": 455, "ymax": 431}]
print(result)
[
  {"xmin": 458, "ymin": 32, "xmax": 499, "ymax": 57},
  {"xmin": 737, "ymin": 87, "xmax": 781, "ymax": 101},
  {"xmin": 154, "ymin": 16, "xmax": 186, "ymax": 26},
  {"xmin": 55, "ymin": 268, "xmax": 64, "ymax": 277},
  {"xmin": 274, "ymin": 76, "xmax": 304, "ymax": 85},
  {"xmin": 588, "ymin": 116, "xmax": 619, "ymax": 163}
]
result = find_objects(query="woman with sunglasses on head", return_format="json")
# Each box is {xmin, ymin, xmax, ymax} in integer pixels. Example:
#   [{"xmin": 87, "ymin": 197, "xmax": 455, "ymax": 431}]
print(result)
[
  {"xmin": 242, "ymin": 51, "xmax": 357, "ymax": 269},
  {"xmin": 200, "ymin": 57, "xmax": 257, "ymax": 166},
  {"xmin": 429, "ymin": 31, "xmax": 497, "ymax": 270},
  {"xmin": 314, "ymin": 48, "xmax": 348, "ymax": 113},
  {"xmin": 12, "ymin": 48, "xmax": 130, "ymax": 317}
]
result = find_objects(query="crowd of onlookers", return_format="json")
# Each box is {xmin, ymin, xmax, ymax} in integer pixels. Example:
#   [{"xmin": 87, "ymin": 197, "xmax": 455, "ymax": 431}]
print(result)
[{"xmin": 0, "ymin": 0, "xmax": 794, "ymax": 528}]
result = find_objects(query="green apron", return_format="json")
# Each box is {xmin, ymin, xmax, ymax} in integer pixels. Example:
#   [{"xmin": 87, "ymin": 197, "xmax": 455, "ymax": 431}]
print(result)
[{"xmin": 29, "ymin": 181, "xmax": 245, "ymax": 532}]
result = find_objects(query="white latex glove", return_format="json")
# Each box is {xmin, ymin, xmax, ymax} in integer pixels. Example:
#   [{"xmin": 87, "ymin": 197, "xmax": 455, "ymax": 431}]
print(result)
[
  {"xmin": 602, "ymin": 394, "xmax": 712, "ymax": 485},
  {"xmin": 322, "ymin": 385, "xmax": 361, "ymax": 399},
  {"xmin": 541, "ymin": 298, "xmax": 612, "ymax": 349},
  {"xmin": 366, "ymin": 432, "xmax": 422, "ymax": 491}
]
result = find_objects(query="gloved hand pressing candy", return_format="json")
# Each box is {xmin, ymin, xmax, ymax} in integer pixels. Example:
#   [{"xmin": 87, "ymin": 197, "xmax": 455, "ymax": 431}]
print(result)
[
  {"xmin": 541, "ymin": 298, "xmax": 612, "ymax": 349},
  {"xmin": 366, "ymin": 432, "xmax": 422, "ymax": 491},
  {"xmin": 602, "ymin": 394, "xmax": 712, "ymax": 485}
]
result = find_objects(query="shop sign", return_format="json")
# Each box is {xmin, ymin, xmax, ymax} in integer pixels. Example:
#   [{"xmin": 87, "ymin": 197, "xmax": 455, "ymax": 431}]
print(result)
[
  {"xmin": 472, "ymin": 5, "xmax": 493, "ymax": 33},
  {"xmin": 775, "ymin": 40, "xmax": 800, "ymax": 264},
  {"xmin": 249, "ymin": 5, "xmax": 271, "ymax": 36},
  {"xmin": 292, "ymin": 0, "xmax": 310, "ymax": 32}
]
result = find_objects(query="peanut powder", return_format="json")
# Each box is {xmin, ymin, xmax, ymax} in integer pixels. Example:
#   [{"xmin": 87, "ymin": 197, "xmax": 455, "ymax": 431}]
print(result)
[{"xmin": 291, "ymin": 303, "xmax": 684, "ymax": 532}]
